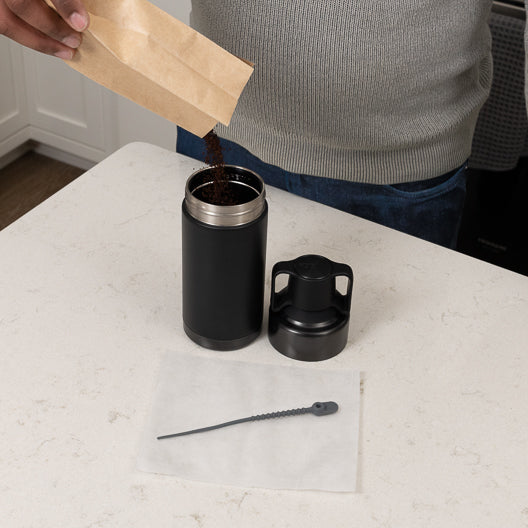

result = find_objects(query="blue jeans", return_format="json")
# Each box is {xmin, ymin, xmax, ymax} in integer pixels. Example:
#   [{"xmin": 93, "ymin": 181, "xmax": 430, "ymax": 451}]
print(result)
[{"xmin": 176, "ymin": 128, "xmax": 467, "ymax": 249}]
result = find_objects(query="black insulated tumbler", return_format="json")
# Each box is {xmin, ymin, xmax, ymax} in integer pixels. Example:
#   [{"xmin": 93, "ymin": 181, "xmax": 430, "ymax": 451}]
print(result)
[{"xmin": 182, "ymin": 165, "xmax": 268, "ymax": 350}]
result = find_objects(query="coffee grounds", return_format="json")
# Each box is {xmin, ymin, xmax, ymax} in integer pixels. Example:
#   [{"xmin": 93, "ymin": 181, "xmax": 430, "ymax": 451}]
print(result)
[
  {"xmin": 202, "ymin": 129, "xmax": 236, "ymax": 205},
  {"xmin": 192, "ymin": 180, "xmax": 258, "ymax": 204}
]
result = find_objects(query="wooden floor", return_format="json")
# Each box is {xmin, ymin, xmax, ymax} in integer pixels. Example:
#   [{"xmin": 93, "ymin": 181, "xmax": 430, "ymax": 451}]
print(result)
[{"xmin": 0, "ymin": 151, "xmax": 84, "ymax": 230}]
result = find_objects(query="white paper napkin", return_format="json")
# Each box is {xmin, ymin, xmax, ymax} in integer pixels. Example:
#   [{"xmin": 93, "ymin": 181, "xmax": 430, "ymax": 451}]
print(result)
[{"xmin": 137, "ymin": 351, "xmax": 360, "ymax": 492}]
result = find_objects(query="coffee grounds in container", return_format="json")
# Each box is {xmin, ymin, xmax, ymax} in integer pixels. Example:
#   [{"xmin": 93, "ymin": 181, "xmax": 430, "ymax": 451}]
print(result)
[
  {"xmin": 193, "ymin": 181, "xmax": 258, "ymax": 205},
  {"xmin": 202, "ymin": 129, "xmax": 237, "ymax": 205}
]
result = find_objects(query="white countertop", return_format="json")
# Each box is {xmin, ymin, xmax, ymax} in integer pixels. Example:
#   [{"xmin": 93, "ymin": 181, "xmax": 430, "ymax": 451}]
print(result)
[{"xmin": 1, "ymin": 142, "xmax": 527, "ymax": 527}]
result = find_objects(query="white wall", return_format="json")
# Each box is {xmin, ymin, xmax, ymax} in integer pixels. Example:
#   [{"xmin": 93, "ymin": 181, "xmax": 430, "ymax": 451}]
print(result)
[{"xmin": 155, "ymin": 0, "xmax": 192, "ymax": 23}]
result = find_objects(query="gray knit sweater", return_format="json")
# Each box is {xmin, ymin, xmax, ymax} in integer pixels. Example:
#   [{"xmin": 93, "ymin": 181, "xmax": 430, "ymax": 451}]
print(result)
[{"xmin": 190, "ymin": 1, "xmax": 519, "ymax": 184}]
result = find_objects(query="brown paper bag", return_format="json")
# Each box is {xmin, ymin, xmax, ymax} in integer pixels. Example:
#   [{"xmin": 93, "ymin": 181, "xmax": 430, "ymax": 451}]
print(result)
[{"xmin": 50, "ymin": 0, "xmax": 254, "ymax": 137}]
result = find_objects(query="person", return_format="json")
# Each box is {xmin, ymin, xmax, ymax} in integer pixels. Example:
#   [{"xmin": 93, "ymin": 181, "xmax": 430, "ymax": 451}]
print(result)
[
  {"xmin": 178, "ymin": 0, "xmax": 497, "ymax": 250},
  {"xmin": 1, "ymin": 1, "xmax": 517, "ymax": 249}
]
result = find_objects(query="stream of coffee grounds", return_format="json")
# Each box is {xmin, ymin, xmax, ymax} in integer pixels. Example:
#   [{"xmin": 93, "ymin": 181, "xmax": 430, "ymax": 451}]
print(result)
[{"xmin": 202, "ymin": 129, "xmax": 236, "ymax": 205}]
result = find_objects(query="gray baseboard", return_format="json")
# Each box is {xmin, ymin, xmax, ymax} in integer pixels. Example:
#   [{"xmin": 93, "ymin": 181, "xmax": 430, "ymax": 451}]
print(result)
[{"xmin": 0, "ymin": 140, "xmax": 95, "ymax": 172}]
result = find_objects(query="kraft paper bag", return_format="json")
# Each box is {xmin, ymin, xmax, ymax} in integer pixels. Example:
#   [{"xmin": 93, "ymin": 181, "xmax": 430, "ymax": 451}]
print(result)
[{"xmin": 49, "ymin": 0, "xmax": 254, "ymax": 137}]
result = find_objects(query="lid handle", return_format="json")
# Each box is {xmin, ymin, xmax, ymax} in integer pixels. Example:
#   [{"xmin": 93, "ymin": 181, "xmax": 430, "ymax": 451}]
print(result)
[
  {"xmin": 331, "ymin": 262, "xmax": 353, "ymax": 314},
  {"xmin": 270, "ymin": 257, "xmax": 353, "ymax": 313},
  {"xmin": 270, "ymin": 260, "xmax": 295, "ymax": 312}
]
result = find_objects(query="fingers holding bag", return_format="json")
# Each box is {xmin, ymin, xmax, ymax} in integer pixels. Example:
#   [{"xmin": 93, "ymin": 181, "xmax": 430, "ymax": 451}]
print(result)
[{"xmin": 0, "ymin": 0, "xmax": 89, "ymax": 59}]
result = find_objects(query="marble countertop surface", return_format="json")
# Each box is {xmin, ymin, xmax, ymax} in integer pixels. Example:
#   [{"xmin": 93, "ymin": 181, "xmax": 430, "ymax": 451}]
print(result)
[{"xmin": 1, "ymin": 143, "xmax": 527, "ymax": 527}]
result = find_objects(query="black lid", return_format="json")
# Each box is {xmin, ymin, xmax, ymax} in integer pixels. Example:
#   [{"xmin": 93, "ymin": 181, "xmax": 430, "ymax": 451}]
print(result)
[{"xmin": 268, "ymin": 255, "xmax": 353, "ymax": 361}]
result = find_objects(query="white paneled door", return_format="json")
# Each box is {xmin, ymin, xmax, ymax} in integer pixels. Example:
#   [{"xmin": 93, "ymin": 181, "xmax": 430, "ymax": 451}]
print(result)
[
  {"xmin": 0, "ymin": 38, "xmax": 29, "ymax": 158},
  {"xmin": 22, "ymin": 48, "xmax": 118, "ymax": 163}
]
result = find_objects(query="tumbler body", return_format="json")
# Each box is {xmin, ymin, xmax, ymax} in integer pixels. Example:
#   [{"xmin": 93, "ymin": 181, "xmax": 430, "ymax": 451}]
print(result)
[{"xmin": 182, "ymin": 166, "xmax": 268, "ymax": 350}]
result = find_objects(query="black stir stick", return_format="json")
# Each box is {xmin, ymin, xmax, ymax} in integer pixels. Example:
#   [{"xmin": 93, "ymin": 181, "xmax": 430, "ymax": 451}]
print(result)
[{"xmin": 157, "ymin": 401, "xmax": 339, "ymax": 440}]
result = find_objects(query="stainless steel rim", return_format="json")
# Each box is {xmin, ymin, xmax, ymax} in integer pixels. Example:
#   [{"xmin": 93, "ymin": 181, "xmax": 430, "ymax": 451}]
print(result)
[{"xmin": 184, "ymin": 165, "xmax": 266, "ymax": 226}]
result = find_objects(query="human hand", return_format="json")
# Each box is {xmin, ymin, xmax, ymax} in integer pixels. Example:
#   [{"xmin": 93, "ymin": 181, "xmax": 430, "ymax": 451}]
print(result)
[{"xmin": 0, "ymin": 0, "xmax": 89, "ymax": 60}]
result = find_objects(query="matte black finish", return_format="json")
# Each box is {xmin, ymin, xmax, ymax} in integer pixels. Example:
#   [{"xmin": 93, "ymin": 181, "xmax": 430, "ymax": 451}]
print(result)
[
  {"xmin": 268, "ymin": 255, "xmax": 353, "ymax": 361},
  {"xmin": 182, "ymin": 200, "xmax": 268, "ymax": 351}
]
